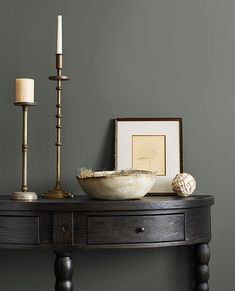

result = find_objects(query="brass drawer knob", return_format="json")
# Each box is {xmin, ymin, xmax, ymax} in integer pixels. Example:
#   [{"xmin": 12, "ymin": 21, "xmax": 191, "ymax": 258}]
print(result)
[{"xmin": 136, "ymin": 227, "xmax": 145, "ymax": 233}]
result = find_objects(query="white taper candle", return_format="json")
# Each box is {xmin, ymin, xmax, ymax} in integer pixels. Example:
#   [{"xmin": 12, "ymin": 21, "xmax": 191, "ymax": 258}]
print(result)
[{"xmin": 57, "ymin": 15, "xmax": 62, "ymax": 54}]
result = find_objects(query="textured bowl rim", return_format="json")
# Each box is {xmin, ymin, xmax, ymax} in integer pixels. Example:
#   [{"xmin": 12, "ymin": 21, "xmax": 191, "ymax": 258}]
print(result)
[{"xmin": 77, "ymin": 170, "xmax": 156, "ymax": 180}]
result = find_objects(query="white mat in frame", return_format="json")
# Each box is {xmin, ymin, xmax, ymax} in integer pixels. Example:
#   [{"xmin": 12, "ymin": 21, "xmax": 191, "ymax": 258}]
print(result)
[{"xmin": 115, "ymin": 118, "xmax": 183, "ymax": 194}]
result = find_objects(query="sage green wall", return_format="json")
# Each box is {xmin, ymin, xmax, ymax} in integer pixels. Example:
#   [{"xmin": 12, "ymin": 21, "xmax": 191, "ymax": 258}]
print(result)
[{"xmin": 0, "ymin": 0, "xmax": 232, "ymax": 290}]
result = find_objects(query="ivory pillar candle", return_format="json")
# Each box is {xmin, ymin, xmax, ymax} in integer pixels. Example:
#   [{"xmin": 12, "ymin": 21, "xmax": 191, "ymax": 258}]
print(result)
[
  {"xmin": 15, "ymin": 78, "xmax": 34, "ymax": 103},
  {"xmin": 57, "ymin": 15, "xmax": 62, "ymax": 54}
]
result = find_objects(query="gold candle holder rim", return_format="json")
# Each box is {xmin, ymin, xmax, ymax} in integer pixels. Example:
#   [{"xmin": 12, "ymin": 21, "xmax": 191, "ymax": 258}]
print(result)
[
  {"xmin": 49, "ymin": 76, "xmax": 69, "ymax": 81},
  {"xmin": 14, "ymin": 102, "xmax": 36, "ymax": 106}
]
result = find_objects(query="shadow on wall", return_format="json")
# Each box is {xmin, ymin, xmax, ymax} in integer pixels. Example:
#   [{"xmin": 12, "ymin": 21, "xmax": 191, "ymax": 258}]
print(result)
[
  {"xmin": 95, "ymin": 119, "xmax": 115, "ymax": 171},
  {"xmin": 0, "ymin": 247, "xmax": 194, "ymax": 291}
]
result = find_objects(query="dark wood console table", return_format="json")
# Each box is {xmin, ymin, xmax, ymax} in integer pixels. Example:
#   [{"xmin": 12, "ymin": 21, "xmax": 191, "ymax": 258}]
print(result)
[{"xmin": 0, "ymin": 194, "xmax": 214, "ymax": 291}]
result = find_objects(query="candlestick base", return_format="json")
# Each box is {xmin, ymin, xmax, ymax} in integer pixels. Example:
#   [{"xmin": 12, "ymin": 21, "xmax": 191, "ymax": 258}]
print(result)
[
  {"xmin": 44, "ymin": 189, "xmax": 73, "ymax": 199},
  {"xmin": 12, "ymin": 191, "xmax": 38, "ymax": 201}
]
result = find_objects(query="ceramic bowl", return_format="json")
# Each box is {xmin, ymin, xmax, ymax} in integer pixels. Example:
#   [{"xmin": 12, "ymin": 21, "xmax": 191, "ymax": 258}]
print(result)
[{"xmin": 77, "ymin": 170, "xmax": 156, "ymax": 200}]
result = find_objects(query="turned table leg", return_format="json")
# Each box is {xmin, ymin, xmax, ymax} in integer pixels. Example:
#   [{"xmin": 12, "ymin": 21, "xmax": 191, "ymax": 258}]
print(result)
[
  {"xmin": 54, "ymin": 252, "xmax": 74, "ymax": 291},
  {"xmin": 194, "ymin": 243, "xmax": 210, "ymax": 291}
]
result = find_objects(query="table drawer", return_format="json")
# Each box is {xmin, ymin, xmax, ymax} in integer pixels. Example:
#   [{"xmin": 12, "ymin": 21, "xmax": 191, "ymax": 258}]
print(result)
[
  {"xmin": 87, "ymin": 214, "xmax": 185, "ymax": 245},
  {"xmin": 0, "ymin": 216, "xmax": 39, "ymax": 245}
]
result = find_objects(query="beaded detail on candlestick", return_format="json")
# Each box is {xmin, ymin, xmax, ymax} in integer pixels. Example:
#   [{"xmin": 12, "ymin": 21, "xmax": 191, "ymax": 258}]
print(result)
[
  {"xmin": 43, "ymin": 15, "xmax": 73, "ymax": 199},
  {"xmin": 12, "ymin": 95, "xmax": 37, "ymax": 200},
  {"xmin": 44, "ymin": 54, "xmax": 73, "ymax": 199}
]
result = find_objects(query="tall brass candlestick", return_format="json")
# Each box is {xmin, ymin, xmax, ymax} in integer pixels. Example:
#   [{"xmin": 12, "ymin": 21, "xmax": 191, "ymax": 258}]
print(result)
[
  {"xmin": 45, "ymin": 54, "xmax": 73, "ymax": 199},
  {"xmin": 12, "ymin": 102, "xmax": 38, "ymax": 200}
]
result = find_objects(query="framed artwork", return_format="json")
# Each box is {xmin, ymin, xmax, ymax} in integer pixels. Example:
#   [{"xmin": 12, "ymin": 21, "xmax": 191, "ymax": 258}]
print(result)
[{"xmin": 115, "ymin": 118, "xmax": 183, "ymax": 194}]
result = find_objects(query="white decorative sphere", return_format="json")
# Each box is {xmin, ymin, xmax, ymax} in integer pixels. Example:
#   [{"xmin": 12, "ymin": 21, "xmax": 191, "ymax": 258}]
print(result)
[{"xmin": 172, "ymin": 173, "xmax": 196, "ymax": 197}]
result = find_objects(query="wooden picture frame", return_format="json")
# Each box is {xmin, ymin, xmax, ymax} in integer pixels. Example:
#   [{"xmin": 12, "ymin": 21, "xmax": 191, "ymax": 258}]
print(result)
[{"xmin": 115, "ymin": 118, "xmax": 183, "ymax": 194}]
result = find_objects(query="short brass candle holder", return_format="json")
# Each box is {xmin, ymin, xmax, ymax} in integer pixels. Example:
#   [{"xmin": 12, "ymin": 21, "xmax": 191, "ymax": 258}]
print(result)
[
  {"xmin": 12, "ymin": 102, "xmax": 38, "ymax": 201},
  {"xmin": 44, "ymin": 54, "xmax": 73, "ymax": 199}
]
